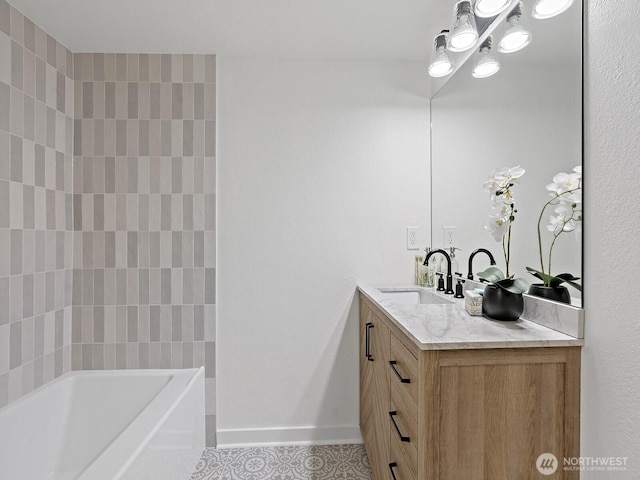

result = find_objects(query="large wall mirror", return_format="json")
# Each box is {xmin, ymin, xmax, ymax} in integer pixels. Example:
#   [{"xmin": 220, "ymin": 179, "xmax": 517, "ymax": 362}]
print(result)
[{"xmin": 430, "ymin": 0, "xmax": 583, "ymax": 306}]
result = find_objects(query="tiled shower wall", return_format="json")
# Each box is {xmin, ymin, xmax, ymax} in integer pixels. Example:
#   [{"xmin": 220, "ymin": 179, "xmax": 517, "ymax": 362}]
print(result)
[
  {"xmin": 0, "ymin": 2, "xmax": 74, "ymax": 407},
  {"xmin": 71, "ymin": 53, "xmax": 217, "ymax": 443}
]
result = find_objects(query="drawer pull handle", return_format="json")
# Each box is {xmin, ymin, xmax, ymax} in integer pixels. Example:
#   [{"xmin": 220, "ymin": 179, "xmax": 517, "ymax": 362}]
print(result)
[
  {"xmin": 389, "ymin": 411, "xmax": 410, "ymax": 442},
  {"xmin": 365, "ymin": 323, "xmax": 374, "ymax": 361},
  {"xmin": 389, "ymin": 361, "xmax": 411, "ymax": 383},
  {"xmin": 389, "ymin": 462, "xmax": 398, "ymax": 480}
]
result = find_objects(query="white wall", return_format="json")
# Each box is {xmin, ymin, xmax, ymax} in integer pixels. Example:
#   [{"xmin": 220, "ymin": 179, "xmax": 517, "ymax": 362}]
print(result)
[
  {"xmin": 581, "ymin": 1, "xmax": 640, "ymax": 477},
  {"xmin": 216, "ymin": 59, "xmax": 431, "ymax": 446}
]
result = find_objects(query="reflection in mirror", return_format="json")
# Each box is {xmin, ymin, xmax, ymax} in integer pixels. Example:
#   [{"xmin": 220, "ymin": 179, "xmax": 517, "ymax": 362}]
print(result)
[{"xmin": 430, "ymin": 0, "xmax": 583, "ymax": 306}]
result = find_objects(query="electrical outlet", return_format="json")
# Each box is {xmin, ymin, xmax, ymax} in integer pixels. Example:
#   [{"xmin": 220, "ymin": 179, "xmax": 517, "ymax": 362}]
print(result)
[
  {"xmin": 443, "ymin": 226, "xmax": 457, "ymax": 247},
  {"xmin": 407, "ymin": 227, "xmax": 420, "ymax": 250}
]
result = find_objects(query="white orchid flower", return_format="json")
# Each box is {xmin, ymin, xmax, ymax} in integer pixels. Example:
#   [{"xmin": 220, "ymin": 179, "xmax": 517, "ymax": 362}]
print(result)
[
  {"xmin": 486, "ymin": 214, "xmax": 509, "ymax": 242},
  {"xmin": 546, "ymin": 172, "xmax": 582, "ymax": 197},
  {"xmin": 547, "ymin": 214, "xmax": 577, "ymax": 235},
  {"xmin": 483, "ymin": 169, "xmax": 502, "ymax": 194},
  {"xmin": 495, "ymin": 165, "xmax": 526, "ymax": 185},
  {"xmin": 499, "ymin": 188, "xmax": 515, "ymax": 205},
  {"xmin": 490, "ymin": 203, "xmax": 511, "ymax": 218}
]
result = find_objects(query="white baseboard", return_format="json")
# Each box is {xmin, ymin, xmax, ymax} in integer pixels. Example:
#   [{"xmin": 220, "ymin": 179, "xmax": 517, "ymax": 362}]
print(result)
[{"xmin": 216, "ymin": 425, "xmax": 363, "ymax": 449}]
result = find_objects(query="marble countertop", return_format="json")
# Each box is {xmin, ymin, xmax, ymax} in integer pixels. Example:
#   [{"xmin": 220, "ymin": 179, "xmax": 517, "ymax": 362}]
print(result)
[{"xmin": 357, "ymin": 284, "xmax": 584, "ymax": 351}]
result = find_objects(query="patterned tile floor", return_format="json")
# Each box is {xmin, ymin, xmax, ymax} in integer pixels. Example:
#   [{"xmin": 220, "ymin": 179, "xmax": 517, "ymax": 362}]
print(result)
[{"xmin": 190, "ymin": 444, "xmax": 373, "ymax": 480}]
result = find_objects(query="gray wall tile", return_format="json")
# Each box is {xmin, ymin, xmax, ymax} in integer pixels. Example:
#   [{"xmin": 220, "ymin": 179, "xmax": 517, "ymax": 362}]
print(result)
[
  {"xmin": 82, "ymin": 82, "xmax": 93, "ymax": 118},
  {"xmin": 10, "ymin": 229, "xmax": 22, "ymax": 274},
  {"xmin": 127, "ymin": 55, "xmax": 138, "ymax": 82},
  {"xmin": 161, "ymin": 55, "xmax": 171, "ymax": 82},
  {"xmin": 10, "ymin": 134, "xmax": 22, "ymax": 182},
  {"xmin": 128, "ymin": 82, "xmax": 138, "ymax": 119},
  {"xmin": 160, "ymin": 341, "xmax": 171, "ymax": 368},
  {"xmin": 172, "ymin": 306, "xmax": 182, "ymax": 341},
  {"xmin": 115, "ymin": 54, "xmax": 126, "ymax": 81},
  {"xmin": 0, "ymin": 131, "xmax": 9, "ymax": 180},
  {"xmin": 22, "ymin": 274, "xmax": 33, "ymax": 319},
  {"xmin": 0, "ymin": 278, "xmax": 8, "ymax": 324},
  {"xmin": 10, "ymin": 322, "xmax": 22, "ymax": 369},
  {"xmin": 11, "ymin": 40, "xmax": 23, "ymax": 90},
  {"xmin": 3, "ymin": 18, "xmax": 76, "ymax": 406},
  {"xmin": 139, "ymin": 54, "xmax": 149, "ymax": 82},
  {"xmin": 171, "ymin": 83, "xmax": 182, "ymax": 119},
  {"xmin": 204, "ymin": 56, "xmax": 215, "ymax": 83},
  {"xmin": 0, "ymin": 1, "xmax": 9, "ymax": 36},
  {"xmin": 105, "ymin": 82, "xmax": 115, "ymax": 118},
  {"xmin": 0, "ymin": 82, "xmax": 9, "ymax": 132},
  {"xmin": 0, "ymin": 180, "xmax": 9, "ymax": 227},
  {"xmin": 57, "ymin": 50, "xmax": 217, "ymax": 435}
]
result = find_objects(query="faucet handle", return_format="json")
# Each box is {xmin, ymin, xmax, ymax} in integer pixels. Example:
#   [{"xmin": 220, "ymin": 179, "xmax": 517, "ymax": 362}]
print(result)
[
  {"xmin": 436, "ymin": 273, "xmax": 445, "ymax": 291},
  {"xmin": 454, "ymin": 279, "xmax": 465, "ymax": 298}
]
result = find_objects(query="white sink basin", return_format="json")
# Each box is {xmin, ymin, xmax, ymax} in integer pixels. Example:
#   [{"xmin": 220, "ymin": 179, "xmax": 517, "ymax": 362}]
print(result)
[{"xmin": 376, "ymin": 288, "xmax": 453, "ymax": 306}]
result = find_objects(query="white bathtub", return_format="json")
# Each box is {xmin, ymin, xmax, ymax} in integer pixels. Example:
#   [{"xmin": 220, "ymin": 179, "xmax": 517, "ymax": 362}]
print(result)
[{"xmin": 0, "ymin": 368, "xmax": 205, "ymax": 480}]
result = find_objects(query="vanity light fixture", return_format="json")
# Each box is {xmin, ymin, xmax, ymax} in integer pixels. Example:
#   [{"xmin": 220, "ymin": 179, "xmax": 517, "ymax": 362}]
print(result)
[
  {"xmin": 474, "ymin": 0, "xmax": 511, "ymax": 18},
  {"xmin": 429, "ymin": 30, "xmax": 455, "ymax": 77},
  {"xmin": 472, "ymin": 36, "xmax": 501, "ymax": 78},
  {"xmin": 498, "ymin": 2, "xmax": 532, "ymax": 53},
  {"xmin": 531, "ymin": 0, "xmax": 574, "ymax": 19},
  {"xmin": 448, "ymin": 0, "xmax": 479, "ymax": 52}
]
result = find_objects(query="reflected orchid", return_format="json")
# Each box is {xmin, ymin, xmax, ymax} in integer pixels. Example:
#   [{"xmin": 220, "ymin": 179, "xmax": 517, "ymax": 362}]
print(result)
[{"xmin": 528, "ymin": 166, "xmax": 583, "ymax": 291}]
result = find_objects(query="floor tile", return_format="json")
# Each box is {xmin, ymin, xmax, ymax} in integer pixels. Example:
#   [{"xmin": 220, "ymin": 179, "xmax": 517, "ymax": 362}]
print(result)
[{"xmin": 190, "ymin": 444, "xmax": 373, "ymax": 480}]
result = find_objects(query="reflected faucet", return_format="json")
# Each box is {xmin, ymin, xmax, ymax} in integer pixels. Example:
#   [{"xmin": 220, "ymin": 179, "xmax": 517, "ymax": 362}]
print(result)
[
  {"xmin": 467, "ymin": 248, "xmax": 497, "ymax": 280},
  {"xmin": 423, "ymin": 249, "xmax": 454, "ymax": 295}
]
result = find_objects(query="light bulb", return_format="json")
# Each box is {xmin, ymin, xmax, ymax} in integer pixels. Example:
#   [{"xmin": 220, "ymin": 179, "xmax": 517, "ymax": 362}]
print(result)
[
  {"xmin": 448, "ymin": 1, "xmax": 479, "ymax": 52},
  {"xmin": 532, "ymin": 0, "xmax": 574, "ymax": 19},
  {"xmin": 429, "ymin": 56, "xmax": 455, "ymax": 77},
  {"xmin": 498, "ymin": 2, "xmax": 532, "ymax": 53},
  {"xmin": 429, "ymin": 31, "xmax": 454, "ymax": 78},
  {"xmin": 474, "ymin": 0, "xmax": 511, "ymax": 18},
  {"xmin": 472, "ymin": 37, "xmax": 500, "ymax": 78}
]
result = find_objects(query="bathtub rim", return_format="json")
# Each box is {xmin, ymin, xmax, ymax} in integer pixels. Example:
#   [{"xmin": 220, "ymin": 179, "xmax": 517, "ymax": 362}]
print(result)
[
  {"xmin": 0, "ymin": 368, "xmax": 202, "ymax": 417},
  {"xmin": 78, "ymin": 367, "xmax": 205, "ymax": 480},
  {"xmin": 0, "ymin": 368, "xmax": 205, "ymax": 480}
]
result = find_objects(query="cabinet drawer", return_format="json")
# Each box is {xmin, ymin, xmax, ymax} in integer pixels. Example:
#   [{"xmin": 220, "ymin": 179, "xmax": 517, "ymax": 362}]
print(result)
[
  {"xmin": 390, "ymin": 427, "xmax": 417, "ymax": 480},
  {"xmin": 389, "ymin": 398, "xmax": 417, "ymax": 480},
  {"xmin": 390, "ymin": 334, "xmax": 419, "ymax": 405}
]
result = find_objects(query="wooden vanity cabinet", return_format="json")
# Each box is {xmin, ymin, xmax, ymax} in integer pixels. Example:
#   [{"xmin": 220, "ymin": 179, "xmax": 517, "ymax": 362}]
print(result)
[
  {"xmin": 359, "ymin": 295, "xmax": 580, "ymax": 480},
  {"xmin": 360, "ymin": 296, "xmax": 391, "ymax": 480}
]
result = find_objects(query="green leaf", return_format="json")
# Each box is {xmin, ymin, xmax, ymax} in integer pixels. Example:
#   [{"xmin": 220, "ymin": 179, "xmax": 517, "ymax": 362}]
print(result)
[
  {"xmin": 553, "ymin": 273, "xmax": 582, "ymax": 292},
  {"xmin": 526, "ymin": 267, "xmax": 582, "ymax": 291},
  {"xmin": 477, "ymin": 266, "xmax": 506, "ymax": 284},
  {"xmin": 495, "ymin": 277, "xmax": 529, "ymax": 294},
  {"xmin": 526, "ymin": 267, "xmax": 546, "ymax": 282}
]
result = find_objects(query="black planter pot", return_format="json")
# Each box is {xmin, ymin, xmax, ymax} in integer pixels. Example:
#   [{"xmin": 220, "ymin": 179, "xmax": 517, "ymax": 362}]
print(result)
[
  {"xmin": 483, "ymin": 284, "xmax": 524, "ymax": 321},
  {"xmin": 527, "ymin": 283, "xmax": 571, "ymax": 304}
]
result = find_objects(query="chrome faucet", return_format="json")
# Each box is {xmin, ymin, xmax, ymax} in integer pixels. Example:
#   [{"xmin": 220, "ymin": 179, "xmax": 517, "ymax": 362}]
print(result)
[
  {"xmin": 423, "ymin": 249, "xmax": 454, "ymax": 295},
  {"xmin": 467, "ymin": 248, "xmax": 496, "ymax": 280}
]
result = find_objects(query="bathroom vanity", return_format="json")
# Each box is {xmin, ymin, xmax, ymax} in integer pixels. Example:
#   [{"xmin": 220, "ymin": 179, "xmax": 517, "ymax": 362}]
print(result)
[{"xmin": 358, "ymin": 285, "xmax": 582, "ymax": 480}]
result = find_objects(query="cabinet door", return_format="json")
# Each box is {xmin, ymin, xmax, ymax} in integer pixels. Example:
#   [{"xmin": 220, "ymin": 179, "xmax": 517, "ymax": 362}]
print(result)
[
  {"xmin": 360, "ymin": 300, "xmax": 390, "ymax": 480},
  {"xmin": 438, "ymin": 349, "xmax": 580, "ymax": 480}
]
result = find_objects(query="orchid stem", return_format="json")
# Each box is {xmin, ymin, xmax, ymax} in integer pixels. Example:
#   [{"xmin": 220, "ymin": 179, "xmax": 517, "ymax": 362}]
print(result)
[
  {"xmin": 537, "ymin": 186, "xmax": 581, "ymax": 284},
  {"xmin": 548, "ymin": 233, "xmax": 560, "ymax": 286},
  {"xmin": 506, "ymin": 223, "xmax": 512, "ymax": 277},
  {"xmin": 537, "ymin": 199, "xmax": 552, "ymax": 279}
]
